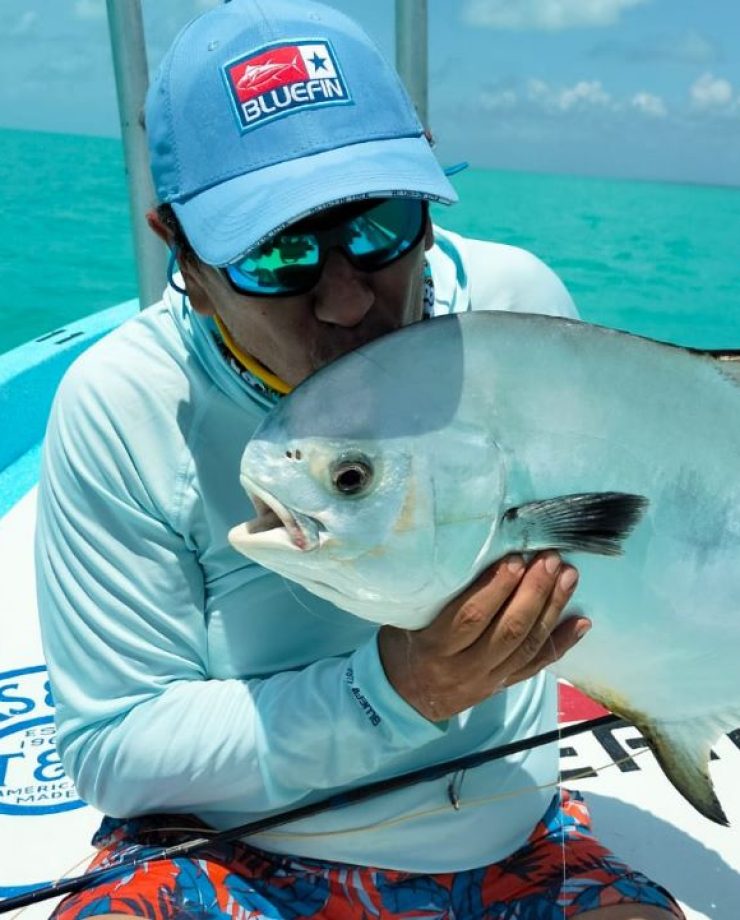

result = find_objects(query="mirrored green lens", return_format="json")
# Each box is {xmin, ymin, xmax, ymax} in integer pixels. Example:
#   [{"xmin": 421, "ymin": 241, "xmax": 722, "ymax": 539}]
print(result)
[
  {"xmin": 227, "ymin": 236, "xmax": 320, "ymax": 295},
  {"xmin": 346, "ymin": 199, "xmax": 425, "ymax": 268},
  {"xmin": 225, "ymin": 198, "xmax": 425, "ymax": 296}
]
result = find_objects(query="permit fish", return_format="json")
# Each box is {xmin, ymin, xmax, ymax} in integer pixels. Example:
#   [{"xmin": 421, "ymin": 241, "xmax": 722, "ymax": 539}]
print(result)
[{"xmin": 229, "ymin": 311, "xmax": 740, "ymax": 825}]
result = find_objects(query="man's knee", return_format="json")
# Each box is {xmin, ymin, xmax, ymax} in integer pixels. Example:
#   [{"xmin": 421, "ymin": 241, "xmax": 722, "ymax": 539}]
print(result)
[
  {"xmin": 58, "ymin": 915, "xmax": 142, "ymax": 920},
  {"xmin": 577, "ymin": 904, "xmax": 683, "ymax": 920}
]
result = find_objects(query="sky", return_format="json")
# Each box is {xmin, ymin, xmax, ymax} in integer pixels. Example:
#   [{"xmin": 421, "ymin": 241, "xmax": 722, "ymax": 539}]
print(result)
[{"xmin": 1, "ymin": 0, "xmax": 739, "ymax": 186}]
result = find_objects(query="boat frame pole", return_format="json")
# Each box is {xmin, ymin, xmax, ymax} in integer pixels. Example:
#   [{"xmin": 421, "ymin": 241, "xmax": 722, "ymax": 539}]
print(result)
[
  {"xmin": 106, "ymin": 0, "xmax": 429, "ymax": 310},
  {"xmin": 106, "ymin": 0, "xmax": 166, "ymax": 309},
  {"xmin": 395, "ymin": 0, "xmax": 428, "ymax": 129}
]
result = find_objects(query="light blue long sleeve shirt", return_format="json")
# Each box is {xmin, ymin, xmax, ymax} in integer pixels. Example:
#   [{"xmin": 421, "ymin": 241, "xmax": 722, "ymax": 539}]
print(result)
[{"xmin": 35, "ymin": 226, "xmax": 579, "ymax": 872}]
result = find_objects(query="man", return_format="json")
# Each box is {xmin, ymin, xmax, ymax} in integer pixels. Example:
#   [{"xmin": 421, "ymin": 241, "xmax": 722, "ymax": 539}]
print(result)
[{"xmin": 36, "ymin": 1, "xmax": 683, "ymax": 917}]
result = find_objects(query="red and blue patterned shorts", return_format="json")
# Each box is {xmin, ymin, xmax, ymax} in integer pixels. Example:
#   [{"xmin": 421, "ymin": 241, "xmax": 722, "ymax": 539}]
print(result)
[{"xmin": 52, "ymin": 790, "xmax": 683, "ymax": 919}]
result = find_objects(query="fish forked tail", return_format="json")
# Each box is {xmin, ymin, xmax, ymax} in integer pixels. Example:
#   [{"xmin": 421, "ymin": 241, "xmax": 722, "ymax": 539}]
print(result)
[{"xmin": 639, "ymin": 710, "xmax": 737, "ymax": 826}]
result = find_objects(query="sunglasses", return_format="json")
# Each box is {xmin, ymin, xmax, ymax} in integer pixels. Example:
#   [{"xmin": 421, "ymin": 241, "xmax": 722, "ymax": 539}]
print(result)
[{"xmin": 223, "ymin": 198, "xmax": 427, "ymax": 297}]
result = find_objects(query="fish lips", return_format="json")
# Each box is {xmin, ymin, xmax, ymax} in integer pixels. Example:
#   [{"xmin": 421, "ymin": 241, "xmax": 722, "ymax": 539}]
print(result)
[{"xmin": 230, "ymin": 478, "xmax": 322, "ymax": 554}]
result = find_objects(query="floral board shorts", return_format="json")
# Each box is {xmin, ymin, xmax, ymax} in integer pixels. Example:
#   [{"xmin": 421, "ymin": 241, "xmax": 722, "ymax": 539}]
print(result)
[{"xmin": 52, "ymin": 789, "xmax": 684, "ymax": 919}]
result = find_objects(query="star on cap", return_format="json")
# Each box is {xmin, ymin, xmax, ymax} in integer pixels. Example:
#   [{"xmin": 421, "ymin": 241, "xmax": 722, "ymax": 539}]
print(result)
[{"xmin": 308, "ymin": 52, "xmax": 328, "ymax": 72}]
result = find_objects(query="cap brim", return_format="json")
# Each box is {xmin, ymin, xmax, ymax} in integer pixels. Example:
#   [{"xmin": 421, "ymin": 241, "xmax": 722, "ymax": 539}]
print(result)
[{"xmin": 172, "ymin": 135, "xmax": 458, "ymax": 266}]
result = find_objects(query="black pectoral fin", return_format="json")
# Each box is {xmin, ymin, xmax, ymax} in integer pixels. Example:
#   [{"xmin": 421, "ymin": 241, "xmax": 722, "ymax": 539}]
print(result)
[{"xmin": 502, "ymin": 492, "xmax": 649, "ymax": 556}]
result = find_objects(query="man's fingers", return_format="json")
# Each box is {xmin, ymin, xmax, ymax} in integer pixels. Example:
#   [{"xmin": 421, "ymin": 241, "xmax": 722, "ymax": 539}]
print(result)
[
  {"xmin": 482, "ymin": 552, "xmax": 567, "ymax": 665},
  {"xmin": 380, "ymin": 550, "xmax": 585, "ymax": 721},
  {"xmin": 503, "ymin": 615, "xmax": 592, "ymax": 687},
  {"xmin": 428, "ymin": 554, "xmax": 527, "ymax": 652}
]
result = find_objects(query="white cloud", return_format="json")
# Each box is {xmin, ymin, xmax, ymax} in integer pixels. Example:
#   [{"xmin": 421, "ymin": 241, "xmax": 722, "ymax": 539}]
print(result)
[
  {"xmin": 479, "ymin": 78, "xmax": 675, "ymax": 121},
  {"xmin": 463, "ymin": 0, "xmax": 651, "ymax": 31},
  {"xmin": 480, "ymin": 89, "xmax": 518, "ymax": 110},
  {"xmin": 74, "ymin": 0, "xmax": 105, "ymax": 21},
  {"xmin": 668, "ymin": 31, "xmax": 716, "ymax": 66},
  {"xmin": 631, "ymin": 91, "xmax": 666, "ymax": 117},
  {"xmin": 589, "ymin": 30, "xmax": 717, "ymax": 65},
  {"xmin": 519, "ymin": 77, "xmax": 615, "ymax": 112},
  {"xmin": 526, "ymin": 79, "xmax": 551, "ymax": 103},
  {"xmin": 495, "ymin": 73, "xmax": 737, "ymax": 123},
  {"xmin": 9, "ymin": 11, "xmax": 39, "ymax": 36},
  {"xmin": 558, "ymin": 79, "xmax": 612, "ymax": 110},
  {"xmin": 690, "ymin": 73, "xmax": 733, "ymax": 111}
]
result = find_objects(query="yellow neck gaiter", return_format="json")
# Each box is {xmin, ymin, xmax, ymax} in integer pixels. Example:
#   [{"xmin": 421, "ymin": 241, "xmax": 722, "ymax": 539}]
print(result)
[{"xmin": 213, "ymin": 315, "xmax": 293, "ymax": 396}]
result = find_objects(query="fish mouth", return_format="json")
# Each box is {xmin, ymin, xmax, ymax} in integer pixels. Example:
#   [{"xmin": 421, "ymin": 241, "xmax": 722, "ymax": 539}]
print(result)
[{"xmin": 236, "ymin": 480, "xmax": 321, "ymax": 553}]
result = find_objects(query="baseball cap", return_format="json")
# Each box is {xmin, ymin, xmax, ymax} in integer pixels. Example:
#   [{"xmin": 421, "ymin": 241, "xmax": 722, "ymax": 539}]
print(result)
[{"xmin": 145, "ymin": 0, "xmax": 458, "ymax": 267}]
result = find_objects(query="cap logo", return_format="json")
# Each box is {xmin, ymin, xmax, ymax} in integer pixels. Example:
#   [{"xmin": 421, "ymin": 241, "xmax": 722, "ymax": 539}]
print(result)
[{"xmin": 224, "ymin": 40, "xmax": 350, "ymax": 132}]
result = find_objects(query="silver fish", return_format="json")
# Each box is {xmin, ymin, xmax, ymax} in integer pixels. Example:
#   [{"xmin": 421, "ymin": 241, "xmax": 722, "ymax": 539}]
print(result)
[{"xmin": 229, "ymin": 311, "xmax": 740, "ymax": 825}]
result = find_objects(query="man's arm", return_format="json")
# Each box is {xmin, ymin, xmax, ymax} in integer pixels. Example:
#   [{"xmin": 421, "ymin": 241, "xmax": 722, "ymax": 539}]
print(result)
[
  {"xmin": 36, "ymin": 331, "xmax": 585, "ymax": 820},
  {"xmin": 35, "ymin": 360, "xmax": 445, "ymax": 819},
  {"xmin": 428, "ymin": 226, "xmax": 579, "ymax": 321},
  {"xmin": 464, "ymin": 237, "xmax": 579, "ymax": 320}
]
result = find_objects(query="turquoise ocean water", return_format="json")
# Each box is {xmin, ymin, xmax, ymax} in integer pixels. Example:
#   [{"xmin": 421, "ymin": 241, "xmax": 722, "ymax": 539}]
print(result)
[{"xmin": 2, "ymin": 126, "xmax": 740, "ymax": 356}]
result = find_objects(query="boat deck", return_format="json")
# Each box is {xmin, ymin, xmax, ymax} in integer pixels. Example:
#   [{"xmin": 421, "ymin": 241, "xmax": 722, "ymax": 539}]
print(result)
[{"xmin": 1, "ymin": 488, "xmax": 739, "ymax": 918}]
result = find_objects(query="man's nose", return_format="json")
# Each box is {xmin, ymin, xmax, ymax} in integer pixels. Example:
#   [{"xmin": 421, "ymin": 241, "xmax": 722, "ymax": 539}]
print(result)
[{"xmin": 312, "ymin": 249, "xmax": 374, "ymax": 327}]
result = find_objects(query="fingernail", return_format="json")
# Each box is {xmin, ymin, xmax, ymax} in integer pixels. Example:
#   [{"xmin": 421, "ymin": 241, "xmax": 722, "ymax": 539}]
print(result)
[
  {"xmin": 506, "ymin": 555, "xmax": 525, "ymax": 575},
  {"xmin": 558, "ymin": 567, "xmax": 578, "ymax": 592},
  {"xmin": 576, "ymin": 622, "xmax": 591, "ymax": 640},
  {"xmin": 544, "ymin": 552, "xmax": 561, "ymax": 575}
]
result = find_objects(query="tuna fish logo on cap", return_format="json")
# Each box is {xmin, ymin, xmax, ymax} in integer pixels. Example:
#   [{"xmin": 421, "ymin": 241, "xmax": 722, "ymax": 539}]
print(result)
[{"xmin": 224, "ymin": 41, "xmax": 350, "ymax": 132}]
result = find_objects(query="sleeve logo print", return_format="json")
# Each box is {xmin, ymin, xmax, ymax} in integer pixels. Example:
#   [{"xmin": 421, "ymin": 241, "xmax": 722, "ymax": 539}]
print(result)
[
  {"xmin": 344, "ymin": 667, "xmax": 382, "ymax": 728},
  {"xmin": 224, "ymin": 41, "xmax": 351, "ymax": 131}
]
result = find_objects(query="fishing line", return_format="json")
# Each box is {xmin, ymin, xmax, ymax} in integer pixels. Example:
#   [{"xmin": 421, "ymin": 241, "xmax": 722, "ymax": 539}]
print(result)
[
  {"xmin": 279, "ymin": 576, "xmax": 363, "ymax": 628},
  {"xmin": 5, "ymin": 826, "xmax": 225, "ymax": 920},
  {"xmin": 253, "ymin": 749, "xmax": 652, "ymax": 841},
  {"xmin": 6, "ymin": 750, "xmax": 651, "ymax": 920},
  {"xmin": 561, "ymin": 690, "xmax": 572, "ymax": 920},
  {"xmin": 549, "ymin": 636, "xmax": 568, "ymax": 920},
  {"xmin": 0, "ymin": 713, "xmax": 620, "ymax": 915},
  {"xmin": 279, "ymin": 577, "xmax": 342, "ymax": 624},
  {"xmin": 4, "ymin": 746, "xmax": 649, "ymax": 920},
  {"xmin": 6, "ymin": 852, "xmax": 94, "ymax": 920}
]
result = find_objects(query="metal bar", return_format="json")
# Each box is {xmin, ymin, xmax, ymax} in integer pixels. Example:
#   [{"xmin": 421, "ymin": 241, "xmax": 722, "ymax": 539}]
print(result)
[
  {"xmin": 395, "ymin": 0, "xmax": 428, "ymax": 129},
  {"xmin": 106, "ymin": 0, "xmax": 166, "ymax": 309}
]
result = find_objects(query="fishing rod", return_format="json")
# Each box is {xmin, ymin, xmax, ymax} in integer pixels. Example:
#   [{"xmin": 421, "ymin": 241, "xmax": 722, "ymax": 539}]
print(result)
[{"xmin": 0, "ymin": 712, "xmax": 621, "ymax": 914}]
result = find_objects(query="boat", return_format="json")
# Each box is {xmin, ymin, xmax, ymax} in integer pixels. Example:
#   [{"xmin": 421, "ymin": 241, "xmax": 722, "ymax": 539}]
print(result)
[{"xmin": 1, "ymin": 3, "xmax": 738, "ymax": 917}]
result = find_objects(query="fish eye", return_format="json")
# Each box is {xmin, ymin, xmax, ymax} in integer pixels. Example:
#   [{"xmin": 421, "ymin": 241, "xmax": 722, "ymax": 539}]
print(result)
[{"xmin": 330, "ymin": 456, "xmax": 374, "ymax": 496}]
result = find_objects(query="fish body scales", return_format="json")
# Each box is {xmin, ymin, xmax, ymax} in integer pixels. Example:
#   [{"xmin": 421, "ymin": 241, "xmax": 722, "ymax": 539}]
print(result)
[{"xmin": 231, "ymin": 312, "xmax": 740, "ymax": 824}]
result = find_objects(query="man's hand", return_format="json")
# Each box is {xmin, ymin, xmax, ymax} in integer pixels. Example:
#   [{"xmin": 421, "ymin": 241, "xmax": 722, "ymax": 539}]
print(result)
[{"xmin": 377, "ymin": 552, "xmax": 589, "ymax": 722}]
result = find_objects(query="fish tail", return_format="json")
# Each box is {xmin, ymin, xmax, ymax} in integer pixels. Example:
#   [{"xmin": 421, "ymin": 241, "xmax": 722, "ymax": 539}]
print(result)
[{"xmin": 637, "ymin": 712, "xmax": 737, "ymax": 826}]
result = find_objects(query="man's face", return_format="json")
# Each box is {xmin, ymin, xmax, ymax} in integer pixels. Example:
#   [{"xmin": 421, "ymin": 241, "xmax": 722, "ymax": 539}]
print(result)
[{"xmin": 179, "ymin": 205, "xmax": 434, "ymax": 388}]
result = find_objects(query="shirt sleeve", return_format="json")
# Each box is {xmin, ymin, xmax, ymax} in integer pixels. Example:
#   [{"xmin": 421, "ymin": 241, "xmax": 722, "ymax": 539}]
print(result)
[
  {"xmin": 428, "ymin": 225, "xmax": 580, "ymax": 321},
  {"xmin": 464, "ymin": 237, "xmax": 580, "ymax": 320},
  {"xmin": 35, "ymin": 355, "xmax": 443, "ymax": 820}
]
